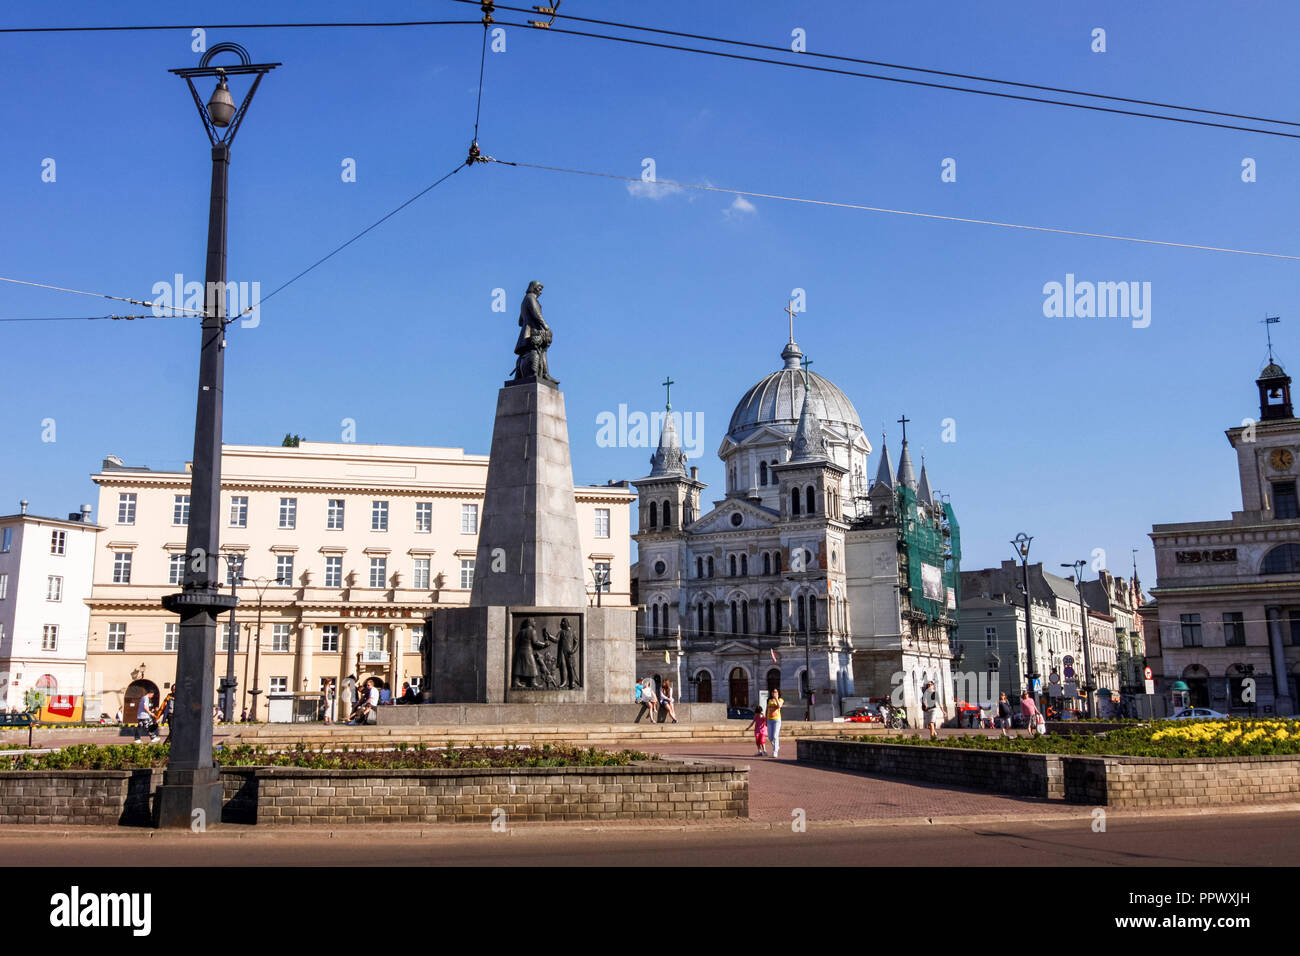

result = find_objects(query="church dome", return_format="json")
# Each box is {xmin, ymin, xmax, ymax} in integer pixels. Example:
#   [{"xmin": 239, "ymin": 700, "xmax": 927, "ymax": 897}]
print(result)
[{"xmin": 726, "ymin": 340, "xmax": 864, "ymax": 444}]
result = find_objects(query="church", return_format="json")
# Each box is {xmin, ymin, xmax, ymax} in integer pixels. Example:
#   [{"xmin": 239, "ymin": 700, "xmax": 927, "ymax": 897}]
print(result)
[{"xmin": 632, "ymin": 319, "xmax": 961, "ymax": 722}]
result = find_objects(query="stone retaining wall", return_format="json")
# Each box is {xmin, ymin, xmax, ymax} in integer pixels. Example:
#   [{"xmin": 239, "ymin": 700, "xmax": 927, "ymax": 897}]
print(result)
[
  {"xmin": 0, "ymin": 761, "xmax": 746, "ymax": 826},
  {"xmin": 798, "ymin": 738, "xmax": 1300, "ymax": 807},
  {"xmin": 797, "ymin": 738, "xmax": 1062, "ymax": 799}
]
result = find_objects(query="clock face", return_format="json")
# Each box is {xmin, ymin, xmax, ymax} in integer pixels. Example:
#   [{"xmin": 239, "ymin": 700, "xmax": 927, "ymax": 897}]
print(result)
[{"xmin": 1270, "ymin": 448, "xmax": 1295, "ymax": 471}]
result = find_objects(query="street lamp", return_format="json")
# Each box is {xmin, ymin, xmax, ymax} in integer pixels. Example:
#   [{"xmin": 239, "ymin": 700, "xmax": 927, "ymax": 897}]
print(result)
[
  {"xmin": 157, "ymin": 43, "xmax": 278, "ymax": 829},
  {"xmin": 1061, "ymin": 560, "xmax": 1095, "ymax": 718},
  {"xmin": 243, "ymin": 575, "xmax": 285, "ymax": 722},
  {"xmin": 217, "ymin": 553, "xmax": 244, "ymax": 723},
  {"xmin": 1010, "ymin": 533, "xmax": 1039, "ymax": 706},
  {"xmin": 589, "ymin": 565, "xmax": 610, "ymax": 608}
]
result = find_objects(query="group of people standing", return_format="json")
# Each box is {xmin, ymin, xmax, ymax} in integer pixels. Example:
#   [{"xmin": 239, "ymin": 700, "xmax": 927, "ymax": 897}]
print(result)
[{"xmin": 743, "ymin": 689, "xmax": 785, "ymax": 757}]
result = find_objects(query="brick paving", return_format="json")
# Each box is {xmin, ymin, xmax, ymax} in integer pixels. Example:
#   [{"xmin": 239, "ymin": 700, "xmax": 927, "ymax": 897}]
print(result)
[{"xmin": 639, "ymin": 739, "xmax": 1080, "ymax": 823}]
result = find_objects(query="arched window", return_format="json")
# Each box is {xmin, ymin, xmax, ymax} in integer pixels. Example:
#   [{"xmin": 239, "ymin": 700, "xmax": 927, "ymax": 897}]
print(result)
[
  {"xmin": 660, "ymin": 604, "xmax": 669, "ymax": 636},
  {"xmin": 809, "ymin": 596, "xmax": 818, "ymax": 630},
  {"xmin": 764, "ymin": 599, "xmax": 773, "ymax": 634},
  {"xmin": 707, "ymin": 556, "xmax": 715, "ymax": 578},
  {"xmin": 651, "ymin": 604, "xmax": 659, "ymax": 633},
  {"xmin": 696, "ymin": 604, "xmax": 704, "ymax": 635},
  {"xmin": 776, "ymin": 599, "xmax": 784, "ymax": 631},
  {"xmin": 797, "ymin": 595, "xmax": 806, "ymax": 631},
  {"xmin": 696, "ymin": 557, "xmax": 704, "ymax": 578},
  {"xmin": 760, "ymin": 461, "xmax": 768, "ymax": 486},
  {"xmin": 799, "ymin": 668, "xmax": 810, "ymax": 699},
  {"xmin": 806, "ymin": 486, "xmax": 816, "ymax": 515},
  {"xmin": 663, "ymin": 499, "xmax": 672, "ymax": 528},
  {"xmin": 791, "ymin": 488, "xmax": 801, "ymax": 516},
  {"xmin": 729, "ymin": 554, "xmax": 737, "ymax": 577},
  {"xmin": 695, "ymin": 670, "xmax": 713, "ymax": 704},
  {"xmin": 763, "ymin": 552, "xmax": 771, "ymax": 576},
  {"xmin": 708, "ymin": 603, "xmax": 716, "ymax": 635},
  {"xmin": 1262, "ymin": 544, "xmax": 1300, "ymax": 574},
  {"xmin": 766, "ymin": 668, "xmax": 782, "ymax": 693},
  {"xmin": 648, "ymin": 501, "xmax": 658, "ymax": 528},
  {"xmin": 730, "ymin": 601, "xmax": 738, "ymax": 635},
  {"xmin": 774, "ymin": 552, "xmax": 782, "ymax": 574},
  {"xmin": 741, "ymin": 554, "xmax": 748, "ymax": 576},
  {"xmin": 742, "ymin": 599, "xmax": 750, "ymax": 635}
]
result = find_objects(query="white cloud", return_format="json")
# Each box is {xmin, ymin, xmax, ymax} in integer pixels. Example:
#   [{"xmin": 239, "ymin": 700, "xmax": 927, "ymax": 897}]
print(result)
[
  {"xmin": 723, "ymin": 195, "xmax": 757, "ymax": 220},
  {"xmin": 625, "ymin": 179, "xmax": 684, "ymax": 200}
]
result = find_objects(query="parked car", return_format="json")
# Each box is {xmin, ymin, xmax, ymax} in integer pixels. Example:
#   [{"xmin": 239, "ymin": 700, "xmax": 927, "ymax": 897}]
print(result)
[
  {"xmin": 727, "ymin": 706, "xmax": 755, "ymax": 721},
  {"xmin": 841, "ymin": 707, "xmax": 878, "ymax": 723},
  {"xmin": 1171, "ymin": 707, "xmax": 1229, "ymax": 719}
]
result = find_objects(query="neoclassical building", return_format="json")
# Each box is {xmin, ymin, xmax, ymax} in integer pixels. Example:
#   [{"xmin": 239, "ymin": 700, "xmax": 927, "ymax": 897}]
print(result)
[
  {"xmin": 633, "ymin": 331, "xmax": 960, "ymax": 721},
  {"xmin": 83, "ymin": 441, "xmax": 632, "ymax": 720},
  {"xmin": 1148, "ymin": 354, "xmax": 1300, "ymax": 715}
]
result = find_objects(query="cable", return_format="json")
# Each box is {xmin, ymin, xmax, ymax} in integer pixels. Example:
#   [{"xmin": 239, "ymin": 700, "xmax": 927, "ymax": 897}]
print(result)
[
  {"xmin": 0, "ymin": 19, "xmax": 481, "ymax": 34},
  {"xmin": 252, "ymin": 162, "xmax": 466, "ymax": 314},
  {"xmin": 454, "ymin": 1, "xmax": 1300, "ymax": 131},
  {"xmin": 472, "ymin": 18, "xmax": 489, "ymax": 143},
  {"xmin": 481, "ymin": 157, "xmax": 1300, "ymax": 261},
  {"xmin": 0, "ymin": 276, "xmax": 205, "ymax": 315},
  {"xmin": 0, "ymin": 314, "xmax": 185, "ymax": 323}
]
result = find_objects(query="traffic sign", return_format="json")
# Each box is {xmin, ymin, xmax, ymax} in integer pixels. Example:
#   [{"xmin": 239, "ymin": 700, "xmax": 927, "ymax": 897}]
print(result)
[
  {"xmin": 1063, "ymin": 665, "xmax": 1076, "ymax": 680},
  {"xmin": 1144, "ymin": 679, "xmax": 1156, "ymax": 695},
  {"xmin": 1049, "ymin": 671, "xmax": 1061, "ymax": 684},
  {"xmin": 1063, "ymin": 655, "xmax": 1075, "ymax": 667},
  {"xmin": 1144, "ymin": 666, "xmax": 1153, "ymax": 680}
]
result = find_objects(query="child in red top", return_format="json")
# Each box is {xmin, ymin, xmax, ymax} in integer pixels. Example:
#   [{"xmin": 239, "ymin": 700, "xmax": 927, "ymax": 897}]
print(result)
[{"xmin": 745, "ymin": 705, "xmax": 769, "ymax": 757}]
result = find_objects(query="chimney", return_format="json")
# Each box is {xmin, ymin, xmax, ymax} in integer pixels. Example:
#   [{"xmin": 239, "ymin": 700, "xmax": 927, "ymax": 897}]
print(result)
[
  {"xmin": 690, "ymin": 466, "xmax": 699, "ymax": 481},
  {"xmin": 19, "ymin": 500, "xmax": 28, "ymax": 515},
  {"xmin": 82, "ymin": 504, "xmax": 93, "ymax": 522}
]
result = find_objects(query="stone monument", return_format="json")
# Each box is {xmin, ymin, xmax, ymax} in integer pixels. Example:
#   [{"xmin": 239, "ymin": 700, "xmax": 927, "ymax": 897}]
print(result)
[{"xmin": 417, "ymin": 282, "xmax": 637, "ymax": 711}]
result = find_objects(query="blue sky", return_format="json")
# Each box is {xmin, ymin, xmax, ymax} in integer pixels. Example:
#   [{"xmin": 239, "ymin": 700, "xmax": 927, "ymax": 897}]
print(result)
[{"xmin": 3, "ymin": 1, "xmax": 1299, "ymax": 589}]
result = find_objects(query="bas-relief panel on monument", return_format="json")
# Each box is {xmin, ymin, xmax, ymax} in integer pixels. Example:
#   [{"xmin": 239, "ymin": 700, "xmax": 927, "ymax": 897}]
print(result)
[{"xmin": 508, "ymin": 612, "xmax": 584, "ymax": 690}]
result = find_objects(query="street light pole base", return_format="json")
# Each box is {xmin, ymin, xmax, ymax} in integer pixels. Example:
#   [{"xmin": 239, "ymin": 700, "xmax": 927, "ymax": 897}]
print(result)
[{"xmin": 153, "ymin": 767, "xmax": 223, "ymax": 829}]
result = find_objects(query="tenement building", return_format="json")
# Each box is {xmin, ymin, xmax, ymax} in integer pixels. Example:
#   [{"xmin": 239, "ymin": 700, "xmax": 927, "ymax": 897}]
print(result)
[
  {"xmin": 632, "ymin": 328, "xmax": 960, "ymax": 721},
  {"xmin": 83, "ymin": 442, "xmax": 632, "ymax": 720},
  {"xmin": 0, "ymin": 501, "xmax": 101, "ymax": 711},
  {"xmin": 1148, "ymin": 355, "xmax": 1300, "ymax": 715}
]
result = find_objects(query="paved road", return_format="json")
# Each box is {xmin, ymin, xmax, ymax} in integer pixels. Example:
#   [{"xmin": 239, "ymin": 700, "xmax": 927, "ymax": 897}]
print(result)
[{"xmin": 1, "ymin": 811, "xmax": 1295, "ymax": 866}]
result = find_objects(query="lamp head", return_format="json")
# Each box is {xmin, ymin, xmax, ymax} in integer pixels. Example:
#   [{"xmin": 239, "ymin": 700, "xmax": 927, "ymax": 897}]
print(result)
[{"xmin": 207, "ymin": 73, "xmax": 236, "ymax": 127}]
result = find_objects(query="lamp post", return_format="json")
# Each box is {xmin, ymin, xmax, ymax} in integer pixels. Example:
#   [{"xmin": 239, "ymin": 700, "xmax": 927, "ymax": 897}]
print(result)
[
  {"xmin": 217, "ymin": 553, "xmax": 244, "ymax": 723},
  {"xmin": 157, "ymin": 44, "xmax": 278, "ymax": 829},
  {"xmin": 244, "ymin": 576, "xmax": 285, "ymax": 722},
  {"xmin": 589, "ymin": 565, "xmax": 609, "ymax": 608},
  {"xmin": 803, "ymin": 594, "xmax": 814, "ymax": 721},
  {"xmin": 1010, "ymin": 533, "xmax": 1039, "ymax": 706},
  {"xmin": 1061, "ymin": 560, "xmax": 1095, "ymax": 718}
]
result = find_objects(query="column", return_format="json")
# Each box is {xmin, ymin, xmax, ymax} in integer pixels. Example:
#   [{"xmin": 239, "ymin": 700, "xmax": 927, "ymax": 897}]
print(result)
[
  {"xmin": 343, "ymin": 625, "xmax": 362, "ymax": 718},
  {"xmin": 390, "ymin": 624, "xmax": 405, "ymax": 697},
  {"xmin": 1267, "ymin": 607, "xmax": 1293, "ymax": 714},
  {"xmin": 297, "ymin": 623, "xmax": 314, "ymax": 696}
]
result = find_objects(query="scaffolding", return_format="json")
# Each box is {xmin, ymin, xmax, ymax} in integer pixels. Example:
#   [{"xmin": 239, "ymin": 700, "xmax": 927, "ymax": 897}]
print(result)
[{"xmin": 897, "ymin": 487, "xmax": 961, "ymax": 624}]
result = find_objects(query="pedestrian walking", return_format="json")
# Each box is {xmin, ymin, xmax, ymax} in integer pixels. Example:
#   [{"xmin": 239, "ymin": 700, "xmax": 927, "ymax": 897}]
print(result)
[
  {"xmin": 765, "ymin": 688, "xmax": 784, "ymax": 757},
  {"xmin": 745, "ymin": 702, "xmax": 769, "ymax": 756},
  {"xmin": 134, "ymin": 693, "xmax": 158, "ymax": 744},
  {"xmin": 1021, "ymin": 692, "xmax": 1044, "ymax": 735},
  {"xmin": 997, "ymin": 692, "xmax": 1014, "ymax": 738},
  {"xmin": 922, "ymin": 680, "xmax": 945, "ymax": 739},
  {"xmin": 323, "ymin": 678, "xmax": 335, "ymax": 724},
  {"xmin": 659, "ymin": 678, "xmax": 678, "ymax": 723}
]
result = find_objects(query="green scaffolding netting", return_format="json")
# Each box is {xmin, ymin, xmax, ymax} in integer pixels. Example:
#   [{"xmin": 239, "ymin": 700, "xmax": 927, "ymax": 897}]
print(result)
[{"xmin": 898, "ymin": 486, "xmax": 961, "ymax": 623}]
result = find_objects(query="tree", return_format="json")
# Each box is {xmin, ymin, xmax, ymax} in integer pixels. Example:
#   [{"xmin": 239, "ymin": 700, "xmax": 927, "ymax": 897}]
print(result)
[{"xmin": 282, "ymin": 433, "xmax": 301, "ymax": 447}]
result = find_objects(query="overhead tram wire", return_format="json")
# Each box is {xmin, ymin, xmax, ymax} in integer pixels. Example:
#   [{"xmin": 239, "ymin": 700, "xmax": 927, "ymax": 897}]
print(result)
[
  {"xmin": 0, "ymin": 19, "xmax": 482, "ymax": 34},
  {"xmin": 0, "ymin": 276, "xmax": 205, "ymax": 315},
  {"xmin": 478, "ymin": 156, "xmax": 1300, "ymax": 261},
  {"xmin": 451, "ymin": 0, "xmax": 1300, "ymax": 131}
]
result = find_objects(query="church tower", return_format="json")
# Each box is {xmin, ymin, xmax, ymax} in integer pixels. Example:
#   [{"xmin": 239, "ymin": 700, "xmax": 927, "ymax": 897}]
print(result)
[{"xmin": 771, "ymin": 375, "xmax": 849, "ymax": 525}]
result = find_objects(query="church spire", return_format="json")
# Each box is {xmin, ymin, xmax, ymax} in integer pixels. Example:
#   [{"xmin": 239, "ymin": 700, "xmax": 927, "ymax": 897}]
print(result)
[
  {"xmin": 896, "ymin": 440, "xmax": 917, "ymax": 490},
  {"xmin": 789, "ymin": 358, "xmax": 827, "ymax": 462},
  {"xmin": 917, "ymin": 460, "xmax": 934, "ymax": 504},
  {"xmin": 649, "ymin": 380, "xmax": 687, "ymax": 478},
  {"xmin": 872, "ymin": 433, "xmax": 896, "ymax": 492}
]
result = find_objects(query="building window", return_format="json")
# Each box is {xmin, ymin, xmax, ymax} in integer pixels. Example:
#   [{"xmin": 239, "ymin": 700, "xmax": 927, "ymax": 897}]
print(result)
[
  {"xmin": 764, "ymin": 600, "xmax": 773, "ymax": 634},
  {"xmin": 696, "ymin": 557, "xmax": 704, "ymax": 578},
  {"xmin": 649, "ymin": 501, "xmax": 658, "ymax": 528},
  {"xmin": 327, "ymin": 499, "xmax": 345, "ymax": 530},
  {"xmin": 230, "ymin": 496, "xmax": 248, "ymax": 528},
  {"xmin": 985, "ymin": 625, "xmax": 997, "ymax": 647},
  {"xmin": 271, "ymin": 623, "xmax": 290, "ymax": 653},
  {"xmin": 791, "ymin": 488, "xmax": 801, "ymax": 516},
  {"xmin": 220, "ymin": 622, "xmax": 239, "ymax": 652},
  {"xmin": 269, "ymin": 677, "xmax": 287, "ymax": 695},
  {"xmin": 164, "ymin": 623, "xmax": 179, "ymax": 652},
  {"xmin": 1, "ymin": 528, "xmax": 10, "ymax": 552},
  {"xmin": 763, "ymin": 553, "xmax": 771, "ymax": 576},
  {"xmin": 777, "ymin": 599, "xmax": 784, "ymax": 631},
  {"xmin": 46, "ymin": 575, "xmax": 63, "ymax": 602},
  {"xmin": 107, "ymin": 622, "xmax": 126, "ymax": 651},
  {"xmin": 371, "ymin": 501, "xmax": 389, "ymax": 532},
  {"xmin": 806, "ymin": 486, "xmax": 816, "ymax": 515},
  {"xmin": 322, "ymin": 625, "xmax": 340, "ymax": 652},
  {"xmin": 324, "ymin": 556, "xmax": 343, "ymax": 588},
  {"xmin": 112, "ymin": 552, "xmax": 133, "ymax": 584},
  {"xmin": 1180, "ymin": 613, "xmax": 1203, "ymax": 647},
  {"xmin": 595, "ymin": 508, "xmax": 610, "ymax": 538},
  {"xmin": 369, "ymin": 557, "xmax": 388, "ymax": 588},
  {"xmin": 50, "ymin": 529, "xmax": 66, "ymax": 555},
  {"xmin": 225, "ymin": 554, "xmax": 245, "ymax": 587},
  {"xmin": 741, "ymin": 599, "xmax": 749, "ymax": 635},
  {"xmin": 760, "ymin": 461, "xmax": 768, "ymax": 486},
  {"xmin": 41, "ymin": 624, "xmax": 58, "ymax": 651},
  {"xmin": 173, "ymin": 495, "xmax": 190, "ymax": 527},
  {"xmin": 594, "ymin": 561, "xmax": 611, "ymax": 592},
  {"xmin": 117, "ymin": 493, "xmax": 137, "ymax": 524},
  {"xmin": 729, "ymin": 555, "xmax": 737, "ymax": 577},
  {"xmin": 1274, "ymin": 481, "xmax": 1300, "ymax": 519},
  {"xmin": 707, "ymin": 556, "xmax": 715, "ymax": 578},
  {"xmin": 1262, "ymin": 543, "xmax": 1300, "ymax": 575},
  {"xmin": 741, "ymin": 554, "xmax": 748, "ymax": 576},
  {"xmin": 366, "ymin": 625, "xmax": 384, "ymax": 652},
  {"xmin": 279, "ymin": 497, "xmax": 297, "ymax": 529},
  {"xmin": 413, "ymin": 558, "xmax": 431, "ymax": 590},
  {"xmin": 415, "ymin": 502, "xmax": 432, "ymax": 533},
  {"xmin": 411, "ymin": 624, "xmax": 424, "ymax": 654},
  {"xmin": 0, "ymin": 573, "xmax": 7, "ymax": 599},
  {"xmin": 461, "ymin": 504, "xmax": 478, "ymax": 534},
  {"xmin": 168, "ymin": 554, "xmax": 186, "ymax": 586},
  {"xmin": 460, "ymin": 559, "xmax": 475, "ymax": 590},
  {"xmin": 1223, "ymin": 612, "xmax": 1245, "ymax": 647},
  {"xmin": 276, "ymin": 554, "xmax": 294, "ymax": 585}
]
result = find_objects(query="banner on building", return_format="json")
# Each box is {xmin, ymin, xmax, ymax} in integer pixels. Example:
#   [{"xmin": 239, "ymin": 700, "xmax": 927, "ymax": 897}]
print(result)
[{"xmin": 921, "ymin": 563, "xmax": 944, "ymax": 602}]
